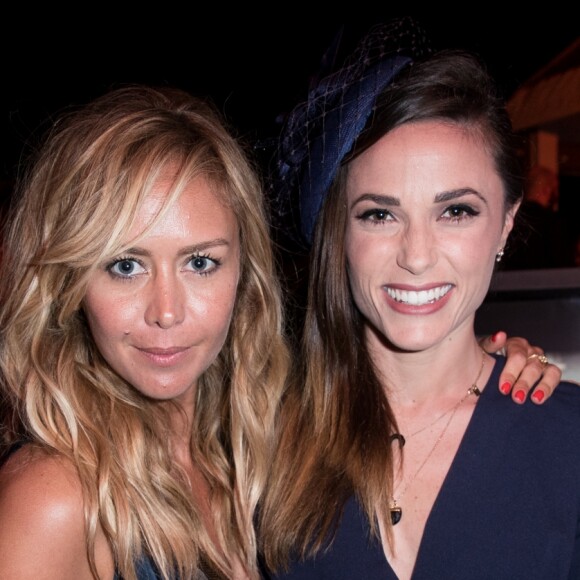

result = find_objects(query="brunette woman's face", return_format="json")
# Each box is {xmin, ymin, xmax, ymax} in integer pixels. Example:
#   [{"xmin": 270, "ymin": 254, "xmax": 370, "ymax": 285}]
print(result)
[
  {"xmin": 83, "ymin": 175, "xmax": 240, "ymax": 406},
  {"xmin": 344, "ymin": 120, "xmax": 518, "ymax": 353}
]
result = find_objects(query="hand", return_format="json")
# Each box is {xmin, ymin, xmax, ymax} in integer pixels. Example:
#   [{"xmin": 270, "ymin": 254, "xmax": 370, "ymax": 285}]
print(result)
[{"xmin": 479, "ymin": 331, "xmax": 562, "ymax": 405}]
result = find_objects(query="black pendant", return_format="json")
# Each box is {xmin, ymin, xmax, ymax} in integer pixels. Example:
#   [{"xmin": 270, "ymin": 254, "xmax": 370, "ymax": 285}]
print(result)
[{"xmin": 390, "ymin": 506, "xmax": 402, "ymax": 525}]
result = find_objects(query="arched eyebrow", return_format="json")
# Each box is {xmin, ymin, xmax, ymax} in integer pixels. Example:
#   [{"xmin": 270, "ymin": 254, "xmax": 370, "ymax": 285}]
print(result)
[
  {"xmin": 350, "ymin": 193, "xmax": 400, "ymax": 210},
  {"xmin": 435, "ymin": 188, "xmax": 486, "ymax": 204},
  {"xmin": 350, "ymin": 188, "xmax": 487, "ymax": 210},
  {"xmin": 121, "ymin": 238, "xmax": 232, "ymax": 258}
]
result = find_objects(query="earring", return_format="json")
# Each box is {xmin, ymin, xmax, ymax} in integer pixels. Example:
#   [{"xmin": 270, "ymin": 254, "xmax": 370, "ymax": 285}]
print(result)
[{"xmin": 496, "ymin": 248, "xmax": 505, "ymax": 263}]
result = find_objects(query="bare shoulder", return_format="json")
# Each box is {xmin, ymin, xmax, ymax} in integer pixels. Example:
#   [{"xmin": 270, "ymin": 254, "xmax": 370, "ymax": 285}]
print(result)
[{"xmin": 0, "ymin": 445, "xmax": 111, "ymax": 579}]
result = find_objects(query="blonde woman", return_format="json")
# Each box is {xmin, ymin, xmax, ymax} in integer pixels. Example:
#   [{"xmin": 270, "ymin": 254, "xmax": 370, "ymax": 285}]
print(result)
[{"xmin": 0, "ymin": 85, "xmax": 289, "ymax": 579}]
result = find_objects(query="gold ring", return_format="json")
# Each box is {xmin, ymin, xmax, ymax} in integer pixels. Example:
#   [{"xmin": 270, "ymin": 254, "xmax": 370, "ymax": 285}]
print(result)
[{"xmin": 527, "ymin": 353, "xmax": 549, "ymax": 367}]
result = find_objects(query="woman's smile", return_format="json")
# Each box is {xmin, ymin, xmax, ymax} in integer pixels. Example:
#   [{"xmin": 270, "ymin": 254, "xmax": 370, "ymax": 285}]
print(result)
[
  {"xmin": 345, "ymin": 120, "xmax": 517, "ymax": 352},
  {"xmin": 384, "ymin": 284, "xmax": 453, "ymax": 306}
]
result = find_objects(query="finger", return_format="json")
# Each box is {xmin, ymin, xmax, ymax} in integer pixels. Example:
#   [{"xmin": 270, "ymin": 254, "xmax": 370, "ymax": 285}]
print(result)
[
  {"xmin": 497, "ymin": 339, "xmax": 538, "ymax": 394},
  {"xmin": 510, "ymin": 361, "xmax": 562, "ymax": 404},
  {"xmin": 479, "ymin": 331, "xmax": 507, "ymax": 355},
  {"xmin": 526, "ymin": 364, "xmax": 563, "ymax": 405}
]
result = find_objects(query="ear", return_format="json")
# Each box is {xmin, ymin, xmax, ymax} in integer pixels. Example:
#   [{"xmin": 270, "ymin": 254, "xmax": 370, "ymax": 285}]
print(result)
[{"xmin": 500, "ymin": 200, "xmax": 521, "ymax": 249}]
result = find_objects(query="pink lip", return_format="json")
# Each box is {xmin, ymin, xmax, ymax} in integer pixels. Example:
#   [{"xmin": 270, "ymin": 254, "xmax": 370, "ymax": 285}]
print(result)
[
  {"xmin": 386, "ymin": 282, "xmax": 449, "ymax": 291},
  {"xmin": 383, "ymin": 284, "xmax": 454, "ymax": 315},
  {"xmin": 136, "ymin": 346, "xmax": 189, "ymax": 367}
]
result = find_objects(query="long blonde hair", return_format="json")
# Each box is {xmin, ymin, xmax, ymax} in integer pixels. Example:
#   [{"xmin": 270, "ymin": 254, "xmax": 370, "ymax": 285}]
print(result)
[{"xmin": 0, "ymin": 85, "xmax": 289, "ymax": 579}]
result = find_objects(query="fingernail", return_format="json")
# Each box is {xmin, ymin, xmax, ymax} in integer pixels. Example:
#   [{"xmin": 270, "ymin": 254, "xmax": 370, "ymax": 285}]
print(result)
[
  {"xmin": 532, "ymin": 391, "xmax": 545, "ymax": 403},
  {"xmin": 514, "ymin": 390, "xmax": 525, "ymax": 403},
  {"xmin": 491, "ymin": 332, "xmax": 499, "ymax": 342},
  {"xmin": 500, "ymin": 381, "xmax": 511, "ymax": 395}
]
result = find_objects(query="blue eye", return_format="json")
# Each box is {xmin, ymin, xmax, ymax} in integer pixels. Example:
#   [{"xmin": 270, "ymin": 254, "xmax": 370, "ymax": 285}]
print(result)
[
  {"xmin": 107, "ymin": 258, "xmax": 146, "ymax": 278},
  {"xmin": 189, "ymin": 255, "xmax": 220, "ymax": 275}
]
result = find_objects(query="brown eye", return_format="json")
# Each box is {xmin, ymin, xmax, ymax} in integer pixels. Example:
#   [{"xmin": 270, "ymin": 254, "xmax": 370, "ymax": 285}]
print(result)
[
  {"xmin": 441, "ymin": 205, "xmax": 479, "ymax": 220},
  {"xmin": 357, "ymin": 208, "xmax": 393, "ymax": 222}
]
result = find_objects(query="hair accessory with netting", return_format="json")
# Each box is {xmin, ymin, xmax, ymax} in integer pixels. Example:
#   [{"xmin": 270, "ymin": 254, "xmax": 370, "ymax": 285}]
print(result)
[{"xmin": 272, "ymin": 17, "xmax": 432, "ymax": 245}]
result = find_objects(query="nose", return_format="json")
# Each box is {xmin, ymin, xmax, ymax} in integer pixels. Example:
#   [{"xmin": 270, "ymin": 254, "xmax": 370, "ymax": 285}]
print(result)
[
  {"xmin": 144, "ymin": 272, "xmax": 185, "ymax": 329},
  {"xmin": 396, "ymin": 221, "xmax": 437, "ymax": 275}
]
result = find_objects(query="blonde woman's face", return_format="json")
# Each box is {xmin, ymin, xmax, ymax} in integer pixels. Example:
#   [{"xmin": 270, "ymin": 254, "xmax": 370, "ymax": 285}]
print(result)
[{"xmin": 84, "ymin": 175, "xmax": 240, "ymax": 406}]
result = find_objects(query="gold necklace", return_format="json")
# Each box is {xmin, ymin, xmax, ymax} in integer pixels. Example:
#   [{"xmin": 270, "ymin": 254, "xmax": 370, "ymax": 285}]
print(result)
[{"xmin": 389, "ymin": 348, "xmax": 486, "ymax": 526}]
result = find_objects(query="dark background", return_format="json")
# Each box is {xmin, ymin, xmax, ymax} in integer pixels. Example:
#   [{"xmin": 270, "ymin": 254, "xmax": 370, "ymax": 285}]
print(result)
[
  {"xmin": 1, "ymin": 12, "xmax": 578, "ymax": 193},
  {"xmin": 2, "ymin": 12, "xmax": 579, "ymax": 362}
]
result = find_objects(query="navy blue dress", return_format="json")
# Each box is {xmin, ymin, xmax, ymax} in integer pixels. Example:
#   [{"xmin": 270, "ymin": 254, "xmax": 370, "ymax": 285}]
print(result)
[{"xmin": 265, "ymin": 356, "xmax": 580, "ymax": 579}]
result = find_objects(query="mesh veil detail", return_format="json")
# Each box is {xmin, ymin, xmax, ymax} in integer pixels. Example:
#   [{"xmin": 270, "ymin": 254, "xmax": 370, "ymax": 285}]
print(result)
[{"xmin": 271, "ymin": 17, "xmax": 432, "ymax": 246}]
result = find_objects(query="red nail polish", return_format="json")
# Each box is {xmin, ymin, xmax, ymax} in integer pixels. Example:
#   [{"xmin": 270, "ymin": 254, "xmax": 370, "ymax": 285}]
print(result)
[
  {"xmin": 500, "ymin": 382, "xmax": 511, "ymax": 395},
  {"xmin": 491, "ymin": 332, "xmax": 499, "ymax": 342},
  {"xmin": 532, "ymin": 391, "xmax": 545, "ymax": 403},
  {"xmin": 514, "ymin": 390, "xmax": 525, "ymax": 403}
]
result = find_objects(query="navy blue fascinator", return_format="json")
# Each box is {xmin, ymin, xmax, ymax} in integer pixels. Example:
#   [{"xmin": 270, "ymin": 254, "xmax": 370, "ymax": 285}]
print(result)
[{"xmin": 273, "ymin": 17, "xmax": 432, "ymax": 245}]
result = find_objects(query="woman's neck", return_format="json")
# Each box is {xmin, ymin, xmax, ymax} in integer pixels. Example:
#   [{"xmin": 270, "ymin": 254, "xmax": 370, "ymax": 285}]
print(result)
[{"xmin": 367, "ymin": 332, "xmax": 488, "ymax": 409}]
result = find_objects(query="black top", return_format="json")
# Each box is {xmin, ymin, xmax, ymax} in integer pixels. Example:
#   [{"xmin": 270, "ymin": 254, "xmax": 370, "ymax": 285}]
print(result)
[{"xmin": 265, "ymin": 356, "xmax": 580, "ymax": 579}]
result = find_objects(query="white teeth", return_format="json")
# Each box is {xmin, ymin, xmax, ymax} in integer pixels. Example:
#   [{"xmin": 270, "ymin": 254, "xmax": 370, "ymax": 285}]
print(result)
[{"xmin": 386, "ymin": 285, "xmax": 452, "ymax": 306}]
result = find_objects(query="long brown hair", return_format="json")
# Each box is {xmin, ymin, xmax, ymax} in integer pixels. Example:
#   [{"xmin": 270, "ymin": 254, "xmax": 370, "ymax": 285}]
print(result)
[{"xmin": 259, "ymin": 50, "xmax": 523, "ymax": 572}]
